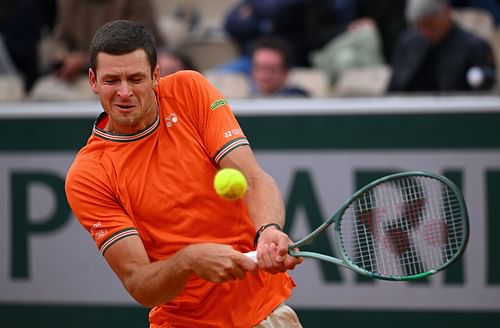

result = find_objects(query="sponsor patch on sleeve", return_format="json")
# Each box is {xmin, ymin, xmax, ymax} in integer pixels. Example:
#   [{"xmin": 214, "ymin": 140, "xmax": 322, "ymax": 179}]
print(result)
[{"xmin": 210, "ymin": 99, "xmax": 228, "ymax": 111}]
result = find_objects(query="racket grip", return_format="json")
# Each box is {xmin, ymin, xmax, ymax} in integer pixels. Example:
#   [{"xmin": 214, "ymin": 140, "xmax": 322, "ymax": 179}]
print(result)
[{"xmin": 244, "ymin": 251, "xmax": 257, "ymax": 262}]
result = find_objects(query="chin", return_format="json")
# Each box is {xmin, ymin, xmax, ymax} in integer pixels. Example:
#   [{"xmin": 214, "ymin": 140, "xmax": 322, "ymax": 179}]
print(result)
[{"xmin": 112, "ymin": 113, "xmax": 137, "ymax": 126}]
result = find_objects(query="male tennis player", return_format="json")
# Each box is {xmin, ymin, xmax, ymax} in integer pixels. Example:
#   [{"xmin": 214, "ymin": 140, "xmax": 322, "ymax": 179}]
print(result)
[{"xmin": 65, "ymin": 20, "xmax": 302, "ymax": 328}]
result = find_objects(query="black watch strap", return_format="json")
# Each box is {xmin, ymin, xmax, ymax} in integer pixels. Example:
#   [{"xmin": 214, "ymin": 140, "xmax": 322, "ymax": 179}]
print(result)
[{"xmin": 253, "ymin": 223, "xmax": 282, "ymax": 247}]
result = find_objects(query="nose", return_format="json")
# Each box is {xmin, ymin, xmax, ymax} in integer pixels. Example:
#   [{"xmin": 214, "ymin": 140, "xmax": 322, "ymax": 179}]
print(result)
[{"xmin": 117, "ymin": 81, "xmax": 132, "ymax": 99}]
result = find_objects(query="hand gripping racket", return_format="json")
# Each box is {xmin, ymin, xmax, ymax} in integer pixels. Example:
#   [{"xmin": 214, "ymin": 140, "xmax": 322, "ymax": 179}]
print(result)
[{"xmin": 246, "ymin": 171, "xmax": 469, "ymax": 281}]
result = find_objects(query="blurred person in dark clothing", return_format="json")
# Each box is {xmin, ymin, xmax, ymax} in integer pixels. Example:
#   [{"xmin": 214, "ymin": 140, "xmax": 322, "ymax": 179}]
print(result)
[
  {"xmin": 388, "ymin": 0, "xmax": 496, "ymax": 93},
  {"xmin": 223, "ymin": 0, "xmax": 307, "ymax": 74},
  {"xmin": 250, "ymin": 37, "xmax": 309, "ymax": 97},
  {"xmin": 0, "ymin": 0, "xmax": 56, "ymax": 91},
  {"xmin": 304, "ymin": 0, "xmax": 406, "ymax": 64},
  {"xmin": 355, "ymin": 0, "xmax": 408, "ymax": 63},
  {"xmin": 303, "ymin": 0, "xmax": 357, "ymax": 53}
]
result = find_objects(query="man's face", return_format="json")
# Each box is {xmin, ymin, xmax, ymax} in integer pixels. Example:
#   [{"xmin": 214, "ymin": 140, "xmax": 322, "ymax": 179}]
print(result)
[
  {"xmin": 89, "ymin": 49, "xmax": 160, "ymax": 134},
  {"xmin": 415, "ymin": 6, "xmax": 451, "ymax": 44},
  {"xmin": 251, "ymin": 48, "xmax": 288, "ymax": 96}
]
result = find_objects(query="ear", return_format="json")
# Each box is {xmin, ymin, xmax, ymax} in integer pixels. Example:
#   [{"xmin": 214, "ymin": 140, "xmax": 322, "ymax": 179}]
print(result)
[
  {"xmin": 88, "ymin": 68, "xmax": 99, "ymax": 94},
  {"xmin": 152, "ymin": 64, "xmax": 160, "ymax": 89}
]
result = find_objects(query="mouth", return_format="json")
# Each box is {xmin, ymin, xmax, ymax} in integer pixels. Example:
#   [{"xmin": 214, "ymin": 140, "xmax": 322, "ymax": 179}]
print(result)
[{"xmin": 114, "ymin": 104, "xmax": 136, "ymax": 113}]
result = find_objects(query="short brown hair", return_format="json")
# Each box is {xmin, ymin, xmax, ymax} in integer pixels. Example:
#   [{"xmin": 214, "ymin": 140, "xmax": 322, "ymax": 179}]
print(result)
[{"xmin": 89, "ymin": 20, "xmax": 157, "ymax": 74}]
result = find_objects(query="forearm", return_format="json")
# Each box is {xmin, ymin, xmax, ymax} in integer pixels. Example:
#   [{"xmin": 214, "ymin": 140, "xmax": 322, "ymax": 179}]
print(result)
[
  {"xmin": 106, "ymin": 244, "xmax": 193, "ymax": 308},
  {"xmin": 110, "ymin": 242, "xmax": 257, "ymax": 307},
  {"xmin": 245, "ymin": 170, "xmax": 302, "ymax": 272},
  {"xmin": 245, "ymin": 169, "xmax": 285, "ymax": 229},
  {"xmin": 216, "ymin": 146, "xmax": 300, "ymax": 271}
]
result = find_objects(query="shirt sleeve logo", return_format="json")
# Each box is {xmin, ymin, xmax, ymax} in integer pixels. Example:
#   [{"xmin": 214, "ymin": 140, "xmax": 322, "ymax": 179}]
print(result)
[
  {"xmin": 210, "ymin": 99, "xmax": 228, "ymax": 111},
  {"xmin": 90, "ymin": 221, "xmax": 107, "ymax": 240},
  {"xmin": 224, "ymin": 128, "xmax": 243, "ymax": 138}
]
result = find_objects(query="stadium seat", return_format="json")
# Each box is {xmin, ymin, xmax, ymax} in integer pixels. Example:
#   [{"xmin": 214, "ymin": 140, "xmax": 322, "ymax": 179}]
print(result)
[
  {"xmin": 157, "ymin": 15, "xmax": 192, "ymax": 49},
  {"xmin": 332, "ymin": 65, "xmax": 391, "ymax": 97},
  {"xmin": 152, "ymin": 0, "xmax": 183, "ymax": 15},
  {"xmin": 154, "ymin": 0, "xmax": 242, "ymax": 78},
  {"xmin": 204, "ymin": 71, "xmax": 250, "ymax": 98},
  {"xmin": 29, "ymin": 76, "xmax": 96, "ymax": 101},
  {"xmin": 154, "ymin": 0, "xmax": 237, "ymax": 47},
  {"xmin": 452, "ymin": 8, "xmax": 495, "ymax": 41},
  {"xmin": 194, "ymin": 0, "xmax": 237, "ymax": 33},
  {"xmin": 0, "ymin": 75, "xmax": 25, "ymax": 102},
  {"xmin": 154, "ymin": 0, "xmax": 195, "ymax": 48},
  {"xmin": 178, "ymin": 38, "xmax": 238, "ymax": 72},
  {"xmin": 287, "ymin": 68, "xmax": 331, "ymax": 97}
]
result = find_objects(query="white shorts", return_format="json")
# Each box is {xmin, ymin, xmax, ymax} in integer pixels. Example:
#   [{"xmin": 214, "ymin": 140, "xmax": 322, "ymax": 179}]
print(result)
[{"xmin": 254, "ymin": 304, "xmax": 303, "ymax": 328}]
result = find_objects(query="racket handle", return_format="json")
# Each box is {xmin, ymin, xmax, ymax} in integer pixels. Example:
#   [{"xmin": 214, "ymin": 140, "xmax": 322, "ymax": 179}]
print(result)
[{"xmin": 244, "ymin": 251, "xmax": 257, "ymax": 262}]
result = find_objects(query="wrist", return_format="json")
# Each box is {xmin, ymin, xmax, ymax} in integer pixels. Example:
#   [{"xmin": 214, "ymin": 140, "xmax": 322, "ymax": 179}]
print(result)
[
  {"xmin": 254, "ymin": 223, "xmax": 282, "ymax": 247},
  {"xmin": 176, "ymin": 245, "xmax": 196, "ymax": 275}
]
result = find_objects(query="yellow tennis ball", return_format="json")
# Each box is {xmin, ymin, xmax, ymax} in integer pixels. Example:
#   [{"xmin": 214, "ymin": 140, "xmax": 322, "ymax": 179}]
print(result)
[{"xmin": 214, "ymin": 168, "xmax": 248, "ymax": 200}]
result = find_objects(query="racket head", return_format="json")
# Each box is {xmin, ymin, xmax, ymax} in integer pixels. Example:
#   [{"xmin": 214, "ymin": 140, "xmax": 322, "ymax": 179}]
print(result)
[{"xmin": 333, "ymin": 171, "xmax": 469, "ymax": 281}]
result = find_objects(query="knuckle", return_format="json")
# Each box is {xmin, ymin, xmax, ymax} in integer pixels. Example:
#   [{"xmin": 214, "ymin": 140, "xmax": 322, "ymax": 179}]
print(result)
[{"xmin": 216, "ymin": 273, "xmax": 227, "ymax": 282}]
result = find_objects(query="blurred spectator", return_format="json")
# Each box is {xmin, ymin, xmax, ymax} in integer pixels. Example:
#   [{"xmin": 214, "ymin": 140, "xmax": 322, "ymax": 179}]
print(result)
[
  {"xmin": 303, "ymin": 0, "xmax": 406, "ymax": 64},
  {"xmin": 451, "ymin": 0, "xmax": 500, "ymax": 25},
  {"xmin": 309, "ymin": 21, "xmax": 385, "ymax": 85},
  {"xmin": 50, "ymin": 0, "xmax": 166, "ymax": 82},
  {"xmin": 388, "ymin": 0, "xmax": 496, "ymax": 93},
  {"xmin": 304, "ymin": 0, "xmax": 357, "ymax": 53},
  {"xmin": 0, "ymin": 0, "xmax": 56, "ymax": 91},
  {"xmin": 355, "ymin": 0, "xmax": 408, "ymax": 63},
  {"xmin": 159, "ymin": 49, "xmax": 197, "ymax": 76},
  {"xmin": 222, "ymin": 0, "xmax": 307, "ymax": 74},
  {"xmin": 250, "ymin": 37, "xmax": 309, "ymax": 97}
]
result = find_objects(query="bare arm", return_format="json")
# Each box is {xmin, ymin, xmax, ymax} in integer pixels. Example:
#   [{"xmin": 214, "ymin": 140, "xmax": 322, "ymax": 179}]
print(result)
[
  {"xmin": 104, "ymin": 235, "xmax": 256, "ymax": 307},
  {"xmin": 219, "ymin": 145, "xmax": 285, "ymax": 229},
  {"xmin": 219, "ymin": 145, "xmax": 302, "ymax": 272}
]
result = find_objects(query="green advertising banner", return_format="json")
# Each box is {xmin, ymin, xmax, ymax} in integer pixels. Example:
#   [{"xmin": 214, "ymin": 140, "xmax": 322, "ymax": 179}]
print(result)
[{"xmin": 1, "ymin": 97, "xmax": 499, "ymax": 327}]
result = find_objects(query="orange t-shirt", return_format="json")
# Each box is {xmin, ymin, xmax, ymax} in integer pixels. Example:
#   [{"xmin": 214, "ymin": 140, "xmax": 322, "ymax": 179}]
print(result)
[{"xmin": 65, "ymin": 70, "xmax": 294, "ymax": 328}]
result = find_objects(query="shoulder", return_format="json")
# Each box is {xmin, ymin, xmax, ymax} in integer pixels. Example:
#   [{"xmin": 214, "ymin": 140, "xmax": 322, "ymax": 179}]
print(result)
[
  {"xmin": 450, "ymin": 24, "xmax": 491, "ymax": 48},
  {"xmin": 391, "ymin": 28, "xmax": 429, "ymax": 63},
  {"xmin": 157, "ymin": 70, "xmax": 212, "ymax": 98},
  {"xmin": 66, "ymin": 143, "xmax": 106, "ymax": 189},
  {"xmin": 157, "ymin": 70, "xmax": 228, "ymax": 113},
  {"xmin": 168, "ymin": 69, "xmax": 205, "ymax": 81},
  {"xmin": 65, "ymin": 148, "xmax": 118, "ymax": 214},
  {"xmin": 158, "ymin": 70, "xmax": 206, "ymax": 89},
  {"xmin": 395, "ymin": 28, "xmax": 426, "ymax": 48}
]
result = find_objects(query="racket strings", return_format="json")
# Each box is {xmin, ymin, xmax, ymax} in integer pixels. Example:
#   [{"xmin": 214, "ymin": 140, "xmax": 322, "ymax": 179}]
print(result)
[{"xmin": 339, "ymin": 176, "xmax": 466, "ymax": 278}]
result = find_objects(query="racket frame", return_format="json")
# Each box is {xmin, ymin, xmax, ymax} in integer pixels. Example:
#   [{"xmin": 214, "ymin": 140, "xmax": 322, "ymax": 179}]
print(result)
[{"xmin": 288, "ymin": 171, "xmax": 470, "ymax": 281}]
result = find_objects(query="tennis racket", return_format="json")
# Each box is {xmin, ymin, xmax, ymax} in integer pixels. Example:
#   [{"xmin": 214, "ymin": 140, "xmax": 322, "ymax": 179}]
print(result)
[{"xmin": 245, "ymin": 171, "xmax": 469, "ymax": 281}]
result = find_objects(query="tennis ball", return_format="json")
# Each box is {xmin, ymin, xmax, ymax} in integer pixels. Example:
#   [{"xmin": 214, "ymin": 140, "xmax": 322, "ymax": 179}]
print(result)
[{"xmin": 214, "ymin": 168, "xmax": 248, "ymax": 200}]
